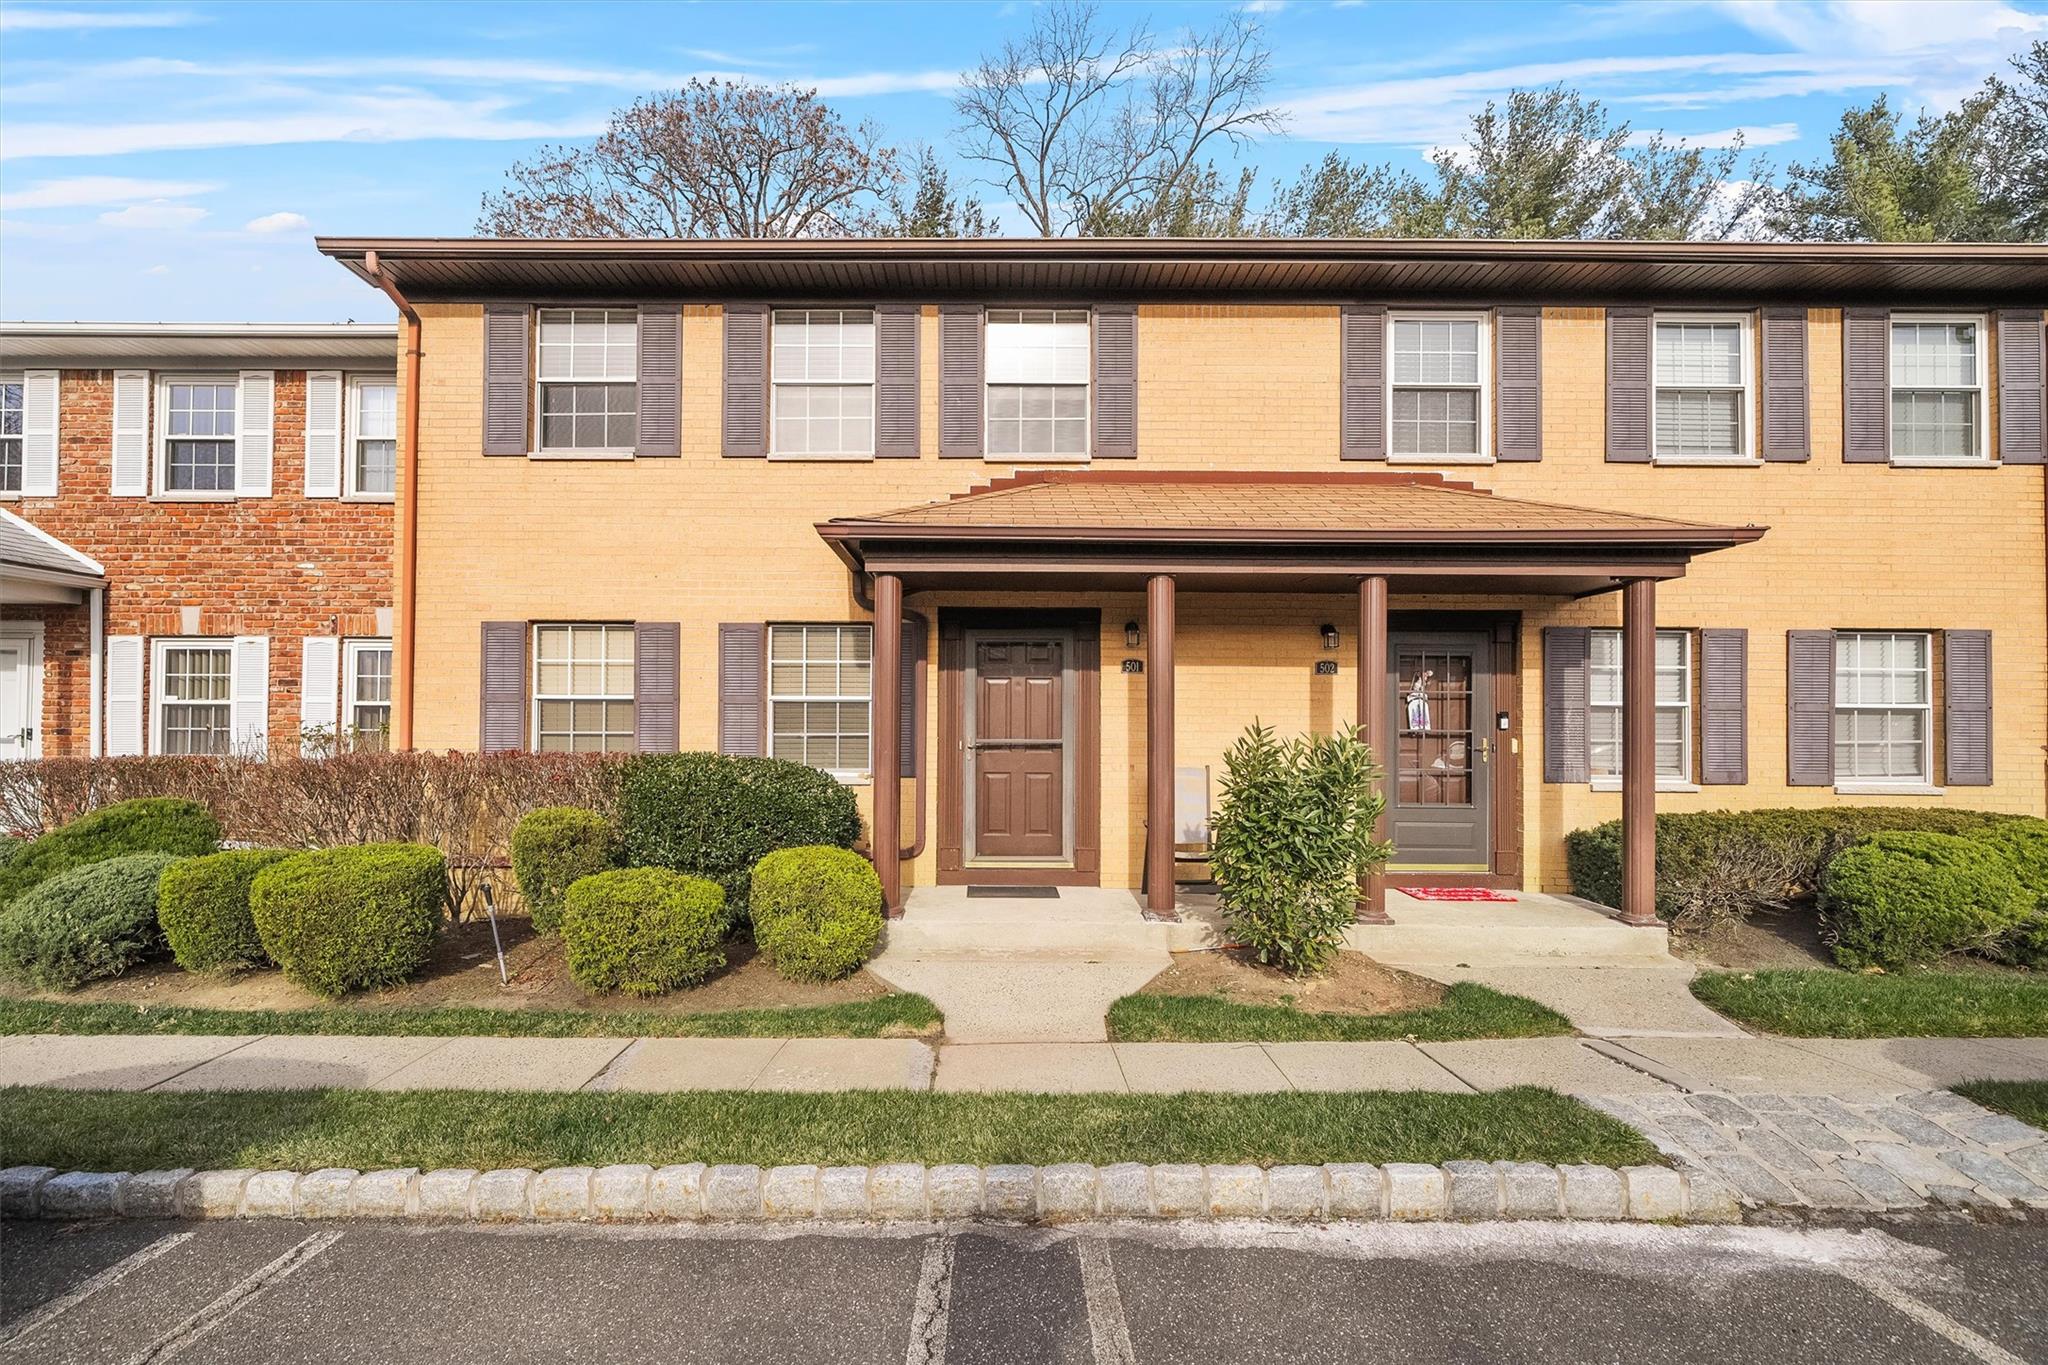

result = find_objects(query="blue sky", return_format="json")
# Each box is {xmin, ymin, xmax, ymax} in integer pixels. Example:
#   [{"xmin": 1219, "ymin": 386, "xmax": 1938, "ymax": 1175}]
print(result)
[{"xmin": 2, "ymin": 0, "xmax": 2042, "ymax": 324}]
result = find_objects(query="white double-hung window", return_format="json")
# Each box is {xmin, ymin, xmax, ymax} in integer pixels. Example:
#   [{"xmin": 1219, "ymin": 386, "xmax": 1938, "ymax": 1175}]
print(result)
[
  {"xmin": 160, "ymin": 377, "xmax": 238, "ymax": 491},
  {"xmin": 1388, "ymin": 314, "xmax": 1488, "ymax": 460},
  {"xmin": 769, "ymin": 624, "xmax": 872, "ymax": 778},
  {"xmin": 0, "ymin": 374, "xmax": 21, "ymax": 493},
  {"xmin": 343, "ymin": 639, "xmax": 393, "ymax": 751},
  {"xmin": 1834, "ymin": 632, "xmax": 1931, "ymax": 783},
  {"xmin": 1654, "ymin": 315, "xmax": 1750, "ymax": 460},
  {"xmin": 985, "ymin": 309, "xmax": 1089, "ymax": 460},
  {"xmin": 535, "ymin": 308, "xmax": 637, "ymax": 454},
  {"xmin": 153, "ymin": 640, "xmax": 234, "ymax": 755},
  {"xmin": 1890, "ymin": 317, "xmax": 1985, "ymax": 461},
  {"xmin": 1588, "ymin": 629, "xmax": 1691, "ymax": 782},
  {"xmin": 348, "ymin": 378, "xmax": 398, "ymax": 497},
  {"xmin": 531, "ymin": 623, "xmax": 635, "ymax": 752},
  {"xmin": 771, "ymin": 309, "xmax": 875, "ymax": 458}
]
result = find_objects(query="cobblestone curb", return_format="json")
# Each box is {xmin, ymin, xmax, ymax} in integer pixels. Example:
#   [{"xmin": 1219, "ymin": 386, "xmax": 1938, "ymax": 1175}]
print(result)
[{"xmin": 1, "ymin": 1161, "xmax": 1739, "ymax": 1225}]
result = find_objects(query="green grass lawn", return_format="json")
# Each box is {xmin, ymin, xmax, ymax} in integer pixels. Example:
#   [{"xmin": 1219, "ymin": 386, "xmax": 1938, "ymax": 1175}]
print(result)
[
  {"xmin": 0, "ymin": 994, "xmax": 941, "ymax": 1041},
  {"xmin": 0, "ymin": 1085, "xmax": 1659, "ymax": 1172},
  {"xmin": 1107, "ymin": 982, "xmax": 1573, "ymax": 1043},
  {"xmin": 1689, "ymin": 969, "xmax": 2048, "ymax": 1038},
  {"xmin": 1953, "ymin": 1081, "xmax": 2048, "ymax": 1129}
]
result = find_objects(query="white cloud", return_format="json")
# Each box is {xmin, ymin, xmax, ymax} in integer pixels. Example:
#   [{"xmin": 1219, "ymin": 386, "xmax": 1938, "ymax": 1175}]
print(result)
[
  {"xmin": 143, "ymin": 264, "xmax": 170, "ymax": 276},
  {"xmin": 0, "ymin": 175, "xmax": 218, "ymax": 210},
  {"xmin": 97, "ymin": 201, "xmax": 209, "ymax": 229},
  {"xmin": 0, "ymin": 6, "xmax": 201, "ymax": 30},
  {"xmin": 1244, "ymin": 1, "xmax": 1289, "ymax": 12},
  {"xmin": 245, "ymin": 211, "xmax": 311, "ymax": 234},
  {"xmin": 1630, "ymin": 121, "xmax": 1801, "ymax": 149}
]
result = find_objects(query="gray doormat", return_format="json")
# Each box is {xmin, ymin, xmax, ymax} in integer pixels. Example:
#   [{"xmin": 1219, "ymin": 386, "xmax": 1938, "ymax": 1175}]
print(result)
[{"xmin": 965, "ymin": 885, "xmax": 1060, "ymax": 898}]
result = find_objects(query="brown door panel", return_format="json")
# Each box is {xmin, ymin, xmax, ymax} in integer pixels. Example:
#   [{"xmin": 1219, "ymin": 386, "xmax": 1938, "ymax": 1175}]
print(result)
[{"xmin": 970, "ymin": 634, "xmax": 1069, "ymax": 860}]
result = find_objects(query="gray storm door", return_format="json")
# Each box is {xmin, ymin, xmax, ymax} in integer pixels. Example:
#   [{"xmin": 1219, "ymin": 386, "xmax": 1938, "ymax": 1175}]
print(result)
[{"xmin": 1386, "ymin": 631, "xmax": 1494, "ymax": 871}]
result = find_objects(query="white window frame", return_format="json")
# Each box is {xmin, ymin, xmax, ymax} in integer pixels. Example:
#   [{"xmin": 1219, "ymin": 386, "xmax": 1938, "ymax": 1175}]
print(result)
[
  {"xmin": 1588, "ymin": 628, "xmax": 1694, "ymax": 790},
  {"xmin": 533, "ymin": 307, "xmax": 639, "ymax": 457},
  {"xmin": 770, "ymin": 308, "xmax": 877, "ymax": 461},
  {"xmin": 984, "ymin": 308, "xmax": 1092, "ymax": 463},
  {"xmin": 0, "ymin": 371, "xmax": 22, "ymax": 496},
  {"xmin": 767, "ymin": 623, "xmax": 874, "ymax": 782},
  {"xmin": 530, "ymin": 622, "xmax": 637, "ymax": 753},
  {"xmin": 1384, "ymin": 311, "xmax": 1492, "ymax": 464},
  {"xmin": 342, "ymin": 637, "xmax": 393, "ymax": 750},
  {"xmin": 150, "ymin": 637, "xmax": 234, "ymax": 756},
  {"xmin": 1832, "ymin": 630, "xmax": 1935, "ymax": 788},
  {"xmin": 344, "ymin": 374, "xmax": 399, "ymax": 500},
  {"xmin": 1888, "ymin": 313, "xmax": 1989, "ymax": 464},
  {"xmin": 1651, "ymin": 312, "xmax": 1754, "ymax": 464},
  {"xmin": 154, "ymin": 373, "xmax": 239, "ymax": 497}
]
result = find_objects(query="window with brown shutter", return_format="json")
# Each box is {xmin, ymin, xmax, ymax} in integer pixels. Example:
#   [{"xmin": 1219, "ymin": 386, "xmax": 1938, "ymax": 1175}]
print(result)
[
  {"xmin": 1944, "ymin": 630, "xmax": 1992, "ymax": 786},
  {"xmin": 479, "ymin": 621, "xmax": 527, "ymax": 752},
  {"xmin": 938, "ymin": 304, "xmax": 983, "ymax": 458},
  {"xmin": 482, "ymin": 306, "xmax": 530, "ymax": 457},
  {"xmin": 1996, "ymin": 309, "xmax": 2046, "ymax": 465},
  {"xmin": 1760, "ymin": 308, "xmax": 1809, "ymax": 461},
  {"xmin": 636, "ymin": 306, "xmax": 681, "ymax": 458},
  {"xmin": 1842, "ymin": 308, "xmax": 1890, "ymax": 463},
  {"xmin": 1542, "ymin": 626, "xmax": 1590, "ymax": 783},
  {"xmin": 717, "ymin": 623, "xmax": 766, "ymax": 755},
  {"xmin": 1494, "ymin": 306, "xmax": 1542, "ymax": 461},
  {"xmin": 1785, "ymin": 629, "xmax": 1835, "ymax": 785},
  {"xmin": 722, "ymin": 304, "xmax": 769, "ymax": 458},
  {"xmin": 1699, "ymin": 628, "xmax": 1748, "ymax": 784},
  {"xmin": 633, "ymin": 621, "xmax": 681, "ymax": 752},
  {"xmin": 1092, "ymin": 304, "xmax": 1137, "ymax": 459},
  {"xmin": 876, "ymin": 304, "xmax": 921, "ymax": 458},
  {"xmin": 1339, "ymin": 305, "xmax": 1386, "ymax": 460},
  {"xmin": 1605, "ymin": 307, "xmax": 1652, "ymax": 462}
]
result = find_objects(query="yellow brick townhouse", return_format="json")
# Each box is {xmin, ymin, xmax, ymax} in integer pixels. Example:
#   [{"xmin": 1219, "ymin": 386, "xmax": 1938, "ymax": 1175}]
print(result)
[{"xmin": 316, "ymin": 237, "xmax": 2048, "ymax": 926}]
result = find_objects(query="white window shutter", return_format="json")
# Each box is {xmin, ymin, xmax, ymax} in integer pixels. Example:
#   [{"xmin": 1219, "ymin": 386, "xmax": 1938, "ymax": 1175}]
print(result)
[
  {"xmin": 231, "ymin": 634, "xmax": 271, "ymax": 758},
  {"xmin": 111, "ymin": 370, "xmax": 149, "ymax": 495},
  {"xmin": 237, "ymin": 371, "xmax": 274, "ymax": 497},
  {"xmin": 299, "ymin": 635, "xmax": 339, "ymax": 754},
  {"xmin": 303, "ymin": 371, "xmax": 342, "ymax": 497},
  {"xmin": 106, "ymin": 635, "xmax": 145, "ymax": 756},
  {"xmin": 21, "ymin": 370, "xmax": 59, "ymax": 496}
]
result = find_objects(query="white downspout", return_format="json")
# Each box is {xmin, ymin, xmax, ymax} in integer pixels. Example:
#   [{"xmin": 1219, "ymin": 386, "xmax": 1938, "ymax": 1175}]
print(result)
[{"xmin": 88, "ymin": 586, "xmax": 104, "ymax": 758}]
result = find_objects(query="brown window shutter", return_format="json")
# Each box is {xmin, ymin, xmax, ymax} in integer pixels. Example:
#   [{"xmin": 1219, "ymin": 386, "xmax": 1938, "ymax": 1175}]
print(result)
[
  {"xmin": 635, "ymin": 305, "xmax": 681, "ymax": 458},
  {"xmin": 1542, "ymin": 626, "xmax": 1590, "ymax": 783},
  {"xmin": 1605, "ymin": 307, "xmax": 1651, "ymax": 462},
  {"xmin": 1092, "ymin": 304, "xmax": 1138, "ymax": 458},
  {"xmin": 938, "ymin": 305, "xmax": 983, "ymax": 458},
  {"xmin": 1842, "ymin": 308, "xmax": 1890, "ymax": 463},
  {"xmin": 1944, "ymin": 630, "xmax": 1993, "ymax": 786},
  {"xmin": 479, "ymin": 621, "xmax": 527, "ymax": 752},
  {"xmin": 1699, "ymin": 628, "xmax": 1748, "ymax": 784},
  {"xmin": 633, "ymin": 621, "xmax": 681, "ymax": 753},
  {"xmin": 722, "ymin": 304, "xmax": 768, "ymax": 458},
  {"xmin": 875, "ymin": 304, "xmax": 921, "ymax": 458},
  {"xmin": 898, "ymin": 614, "xmax": 926, "ymax": 778},
  {"xmin": 482, "ymin": 305, "xmax": 530, "ymax": 457},
  {"xmin": 1760, "ymin": 307, "xmax": 1810, "ymax": 462},
  {"xmin": 1340, "ymin": 305, "xmax": 1386, "ymax": 460},
  {"xmin": 1786, "ymin": 629, "xmax": 1836, "ymax": 785},
  {"xmin": 717, "ymin": 622, "xmax": 766, "ymax": 756},
  {"xmin": 1494, "ymin": 306, "xmax": 1542, "ymax": 461},
  {"xmin": 1996, "ymin": 310, "xmax": 2045, "ymax": 465}
]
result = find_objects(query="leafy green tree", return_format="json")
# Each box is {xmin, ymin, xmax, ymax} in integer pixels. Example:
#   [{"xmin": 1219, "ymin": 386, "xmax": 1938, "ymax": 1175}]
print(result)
[
  {"xmin": 880, "ymin": 147, "xmax": 996, "ymax": 238},
  {"xmin": 1767, "ymin": 95, "xmax": 2018, "ymax": 242},
  {"xmin": 1976, "ymin": 39, "xmax": 2048, "ymax": 240}
]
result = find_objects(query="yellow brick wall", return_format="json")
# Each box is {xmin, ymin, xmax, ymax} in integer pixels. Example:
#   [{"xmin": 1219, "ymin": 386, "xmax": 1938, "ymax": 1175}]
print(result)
[{"xmin": 406, "ymin": 302, "xmax": 2046, "ymax": 894}]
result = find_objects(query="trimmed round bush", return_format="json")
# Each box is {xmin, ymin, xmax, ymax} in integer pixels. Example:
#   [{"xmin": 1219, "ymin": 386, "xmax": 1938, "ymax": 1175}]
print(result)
[
  {"xmin": 1976, "ymin": 819, "xmax": 2048, "ymax": 968},
  {"xmin": 0, "ymin": 852, "xmax": 182, "ymax": 990},
  {"xmin": 250, "ymin": 843, "xmax": 446, "ymax": 997},
  {"xmin": 0, "ymin": 798, "xmax": 220, "ymax": 906},
  {"xmin": 511, "ymin": 806, "xmax": 616, "ymax": 934},
  {"xmin": 158, "ymin": 848, "xmax": 297, "ymax": 974},
  {"xmin": 561, "ymin": 867, "xmax": 726, "ymax": 997},
  {"xmin": 616, "ymin": 754, "xmax": 860, "ymax": 919},
  {"xmin": 1821, "ymin": 831, "xmax": 2034, "ymax": 970},
  {"xmin": 749, "ymin": 846, "xmax": 884, "ymax": 983}
]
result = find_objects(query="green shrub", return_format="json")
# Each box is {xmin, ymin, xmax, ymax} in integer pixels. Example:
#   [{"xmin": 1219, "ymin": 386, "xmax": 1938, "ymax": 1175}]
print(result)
[
  {"xmin": 0, "ymin": 852, "xmax": 182, "ymax": 990},
  {"xmin": 561, "ymin": 867, "xmax": 727, "ymax": 996},
  {"xmin": 250, "ymin": 844, "xmax": 446, "ymax": 997},
  {"xmin": 1976, "ymin": 819, "xmax": 2048, "ymax": 967},
  {"xmin": 1820, "ymin": 831, "xmax": 2034, "ymax": 970},
  {"xmin": 0, "ymin": 798, "xmax": 220, "ymax": 906},
  {"xmin": 749, "ymin": 846, "xmax": 884, "ymax": 982},
  {"xmin": 1209, "ymin": 722, "xmax": 1391, "ymax": 977},
  {"xmin": 1565, "ymin": 806, "xmax": 2026, "ymax": 931},
  {"xmin": 510, "ymin": 806, "xmax": 616, "ymax": 934},
  {"xmin": 0, "ymin": 835, "xmax": 22, "ymax": 868},
  {"xmin": 158, "ymin": 849, "xmax": 296, "ymax": 974},
  {"xmin": 616, "ymin": 754, "xmax": 860, "ymax": 919}
]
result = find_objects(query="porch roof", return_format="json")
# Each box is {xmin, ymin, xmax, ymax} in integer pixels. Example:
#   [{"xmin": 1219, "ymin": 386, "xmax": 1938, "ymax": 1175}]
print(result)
[
  {"xmin": 0, "ymin": 508, "xmax": 104, "ymax": 602},
  {"xmin": 817, "ymin": 470, "xmax": 1766, "ymax": 596}
]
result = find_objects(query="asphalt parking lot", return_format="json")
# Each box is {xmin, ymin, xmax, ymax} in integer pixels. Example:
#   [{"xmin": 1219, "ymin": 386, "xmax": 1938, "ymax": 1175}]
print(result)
[{"xmin": 3, "ymin": 1216, "xmax": 2042, "ymax": 1364}]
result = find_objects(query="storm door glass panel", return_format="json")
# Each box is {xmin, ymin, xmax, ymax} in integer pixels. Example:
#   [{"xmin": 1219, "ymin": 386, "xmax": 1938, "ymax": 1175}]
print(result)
[{"xmin": 1396, "ymin": 650, "xmax": 1474, "ymax": 807}]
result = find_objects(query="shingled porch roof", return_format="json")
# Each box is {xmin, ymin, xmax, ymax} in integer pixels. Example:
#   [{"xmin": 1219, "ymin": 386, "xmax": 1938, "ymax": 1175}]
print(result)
[{"xmin": 817, "ymin": 471, "xmax": 1765, "ymax": 597}]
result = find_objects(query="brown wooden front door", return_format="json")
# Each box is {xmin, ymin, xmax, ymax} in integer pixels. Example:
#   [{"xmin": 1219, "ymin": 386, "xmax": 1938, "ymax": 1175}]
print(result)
[
  {"xmin": 1386, "ymin": 630, "xmax": 1494, "ymax": 871},
  {"xmin": 965, "ymin": 631, "xmax": 1070, "ymax": 861}
]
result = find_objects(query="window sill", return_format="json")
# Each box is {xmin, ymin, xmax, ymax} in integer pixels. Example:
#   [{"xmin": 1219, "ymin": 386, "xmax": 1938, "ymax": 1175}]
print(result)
[
  {"xmin": 150, "ymin": 492, "xmax": 238, "ymax": 503},
  {"xmin": 1834, "ymin": 782, "xmax": 1945, "ymax": 796},
  {"xmin": 1388, "ymin": 454, "xmax": 1495, "ymax": 466},
  {"xmin": 983, "ymin": 453, "xmax": 1091, "ymax": 464},
  {"xmin": 1652, "ymin": 456, "xmax": 1762, "ymax": 468},
  {"xmin": 0, "ymin": 492, "xmax": 18, "ymax": 502},
  {"xmin": 769, "ymin": 452, "xmax": 877, "ymax": 463},
  {"xmin": 342, "ymin": 493, "xmax": 396, "ymax": 504},
  {"xmin": 1887, "ymin": 458, "xmax": 1998, "ymax": 469},
  {"xmin": 528, "ymin": 449, "xmax": 635, "ymax": 462},
  {"xmin": 1591, "ymin": 777, "xmax": 1701, "ymax": 793}
]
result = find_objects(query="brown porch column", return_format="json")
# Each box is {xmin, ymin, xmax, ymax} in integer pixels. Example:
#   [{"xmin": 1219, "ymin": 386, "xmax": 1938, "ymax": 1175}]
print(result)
[
  {"xmin": 1356, "ymin": 575, "xmax": 1393, "ymax": 924},
  {"xmin": 1146, "ymin": 573, "xmax": 1178, "ymax": 920},
  {"xmin": 1619, "ymin": 577, "xmax": 1659, "ymax": 927},
  {"xmin": 871, "ymin": 573, "xmax": 904, "ymax": 918}
]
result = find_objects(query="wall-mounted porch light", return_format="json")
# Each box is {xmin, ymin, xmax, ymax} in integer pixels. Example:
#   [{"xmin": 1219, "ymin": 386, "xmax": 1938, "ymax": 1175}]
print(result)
[
  {"xmin": 1125, "ymin": 620, "xmax": 1142, "ymax": 649},
  {"xmin": 1320, "ymin": 623, "xmax": 1340, "ymax": 651}
]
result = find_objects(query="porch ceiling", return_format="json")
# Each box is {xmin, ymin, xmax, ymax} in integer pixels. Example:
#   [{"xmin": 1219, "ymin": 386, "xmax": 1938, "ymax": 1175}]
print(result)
[{"xmin": 816, "ymin": 470, "xmax": 1766, "ymax": 597}]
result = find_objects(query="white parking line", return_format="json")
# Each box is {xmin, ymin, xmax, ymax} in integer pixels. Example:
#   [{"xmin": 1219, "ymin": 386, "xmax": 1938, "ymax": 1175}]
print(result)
[
  {"xmin": 1078, "ymin": 1238, "xmax": 1137, "ymax": 1365},
  {"xmin": 0, "ymin": 1230, "xmax": 196, "ymax": 1348},
  {"xmin": 903, "ymin": 1234, "xmax": 956, "ymax": 1365},
  {"xmin": 117, "ymin": 1230, "xmax": 343, "ymax": 1365},
  {"xmin": 1839, "ymin": 1267, "xmax": 2029, "ymax": 1365}
]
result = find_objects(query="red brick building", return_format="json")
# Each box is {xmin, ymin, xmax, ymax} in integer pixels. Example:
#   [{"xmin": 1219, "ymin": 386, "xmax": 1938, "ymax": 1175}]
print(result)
[{"xmin": 1, "ymin": 323, "xmax": 397, "ymax": 760}]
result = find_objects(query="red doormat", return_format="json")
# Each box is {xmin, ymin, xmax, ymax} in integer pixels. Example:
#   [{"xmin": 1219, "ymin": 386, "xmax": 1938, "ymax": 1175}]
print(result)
[{"xmin": 1394, "ymin": 887, "xmax": 1518, "ymax": 902}]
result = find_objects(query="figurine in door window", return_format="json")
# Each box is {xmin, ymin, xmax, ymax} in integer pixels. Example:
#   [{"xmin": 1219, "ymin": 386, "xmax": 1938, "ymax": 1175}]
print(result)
[{"xmin": 1405, "ymin": 670, "xmax": 1433, "ymax": 731}]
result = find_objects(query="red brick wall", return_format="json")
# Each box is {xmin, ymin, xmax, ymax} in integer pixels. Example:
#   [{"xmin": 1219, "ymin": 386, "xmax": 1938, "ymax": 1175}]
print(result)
[{"xmin": 0, "ymin": 368, "xmax": 393, "ymax": 756}]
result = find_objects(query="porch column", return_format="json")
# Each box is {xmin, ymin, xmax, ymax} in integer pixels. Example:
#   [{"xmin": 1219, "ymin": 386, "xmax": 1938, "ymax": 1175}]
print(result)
[
  {"xmin": 871, "ymin": 573, "xmax": 904, "ymax": 918},
  {"xmin": 1146, "ymin": 573, "xmax": 1178, "ymax": 920},
  {"xmin": 1356, "ymin": 575, "xmax": 1393, "ymax": 924},
  {"xmin": 1620, "ymin": 577, "xmax": 1659, "ymax": 927}
]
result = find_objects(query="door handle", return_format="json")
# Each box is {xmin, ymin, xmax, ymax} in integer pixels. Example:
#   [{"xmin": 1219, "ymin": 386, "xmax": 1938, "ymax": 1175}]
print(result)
[{"xmin": 1477, "ymin": 737, "xmax": 1493, "ymax": 762}]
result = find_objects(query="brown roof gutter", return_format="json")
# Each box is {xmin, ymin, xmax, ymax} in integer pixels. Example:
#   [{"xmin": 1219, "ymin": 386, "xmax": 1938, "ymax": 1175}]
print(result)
[{"xmin": 817, "ymin": 521, "xmax": 1767, "ymax": 550}]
